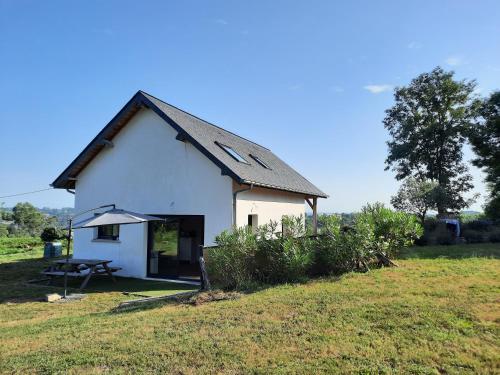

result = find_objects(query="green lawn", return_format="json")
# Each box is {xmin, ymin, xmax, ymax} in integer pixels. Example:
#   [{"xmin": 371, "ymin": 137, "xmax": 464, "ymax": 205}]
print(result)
[
  {"xmin": 0, "ymin": 241, "xmax": 197, "ymax": 303},
  {"xmin": 0, "ymin": 242, "xmax": 498, "ymax": 374}
]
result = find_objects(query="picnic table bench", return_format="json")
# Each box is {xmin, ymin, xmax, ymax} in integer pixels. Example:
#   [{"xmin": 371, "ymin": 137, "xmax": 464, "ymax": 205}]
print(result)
[{"xmin": 42, "ymin": 259, "xmax": 121, "ymax": 290}]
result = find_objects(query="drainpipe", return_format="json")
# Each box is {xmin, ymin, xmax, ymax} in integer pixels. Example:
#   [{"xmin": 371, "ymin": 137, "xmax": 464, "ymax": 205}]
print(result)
[
  {"xmin": 233, "ymin": 183, "xmax": 253, "ymax": 227},
  {"xmin": 66, "ymin": 189, "xmax": 75, "ymax": 195}
]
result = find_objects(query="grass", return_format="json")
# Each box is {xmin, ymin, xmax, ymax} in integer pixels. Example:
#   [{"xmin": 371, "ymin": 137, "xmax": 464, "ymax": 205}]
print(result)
[
  {"xmin": 46, "ymin": 276, "xmax": 197, "ymax": 297},
  {"xmin": 399, "ymin": 242, "xmax": 500, "ymax": 259},
  {"xmin": 0, "ymin": 241, "xmax": 197, "ymax": 302},
  {"xmin": 0, "ymin": 240, "xmax": 499, "ymax": 374}
]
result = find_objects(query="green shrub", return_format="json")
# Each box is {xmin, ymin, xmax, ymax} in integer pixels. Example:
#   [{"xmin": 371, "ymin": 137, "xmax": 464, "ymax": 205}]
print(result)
[
  {"xmin": 431, "ymin": 222, "xmax": 456, "ymax": 245},
  {"xmin": 462, "ymin": 229, "xmax": 487, "ymax": 244},
  {"xmin": 316, "ymin": 205, "xmax": 421, "ymax": 273},
  {"xmin": 415, "ymin": 218, "xmax": 438, "ymax": 246},
  {"xmin": 314, "ymin": 215, "xmax": 342, "ymax": 274},
  {"xmin": 460, "ymin": 220, "xmax": 500, "ymax": 244},
  {"xmin": 489, "ymin": 229, "xmax": 500, "ymax": 243},
  {"xmin": 208, "ymin": 227, "xmax": 258, "ymax": 290},
  {"xmin": 0, "ymin": 224, "xmax": 8, "ymax": 237},
  {"xmin": 255, "ymin": 216, "xmax": 314, "ymax": 283},
  {"xmin": 208, "ymin": 217, "xmax": 314, "ymax": 289},
  {"xmin": 40, "ymin": 227, "xmax": 64, "ymax": 242},
  {"xmin": 207, "ymin": 207, "xmax": 423, "ymax": 290},
  {"xmin": 462, "ymin": 220, "xmax": 492, "ymax": 232},
  {"xmin": 359, "ymin": 202, "xmax": 423, "ymax": 257},
  {"xmin": 316, "ymin": 215, "xmax": 374, "ymax": 274}
]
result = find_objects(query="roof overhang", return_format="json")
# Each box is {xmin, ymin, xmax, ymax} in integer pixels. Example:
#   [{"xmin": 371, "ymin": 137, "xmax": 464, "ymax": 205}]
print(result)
[
  {"xmin": 240, "ymin": 180, "xmax": 328, "ymax": 199},
  {"xmin": 52, "ymin": 91, "xmax": 328, "ymax": 199}
]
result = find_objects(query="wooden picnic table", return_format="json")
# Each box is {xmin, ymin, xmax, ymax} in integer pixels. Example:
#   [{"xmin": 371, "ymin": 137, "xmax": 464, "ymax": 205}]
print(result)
[{"xmin": 43, "ymin": 259, "xmax": 121, "ymax": 290}]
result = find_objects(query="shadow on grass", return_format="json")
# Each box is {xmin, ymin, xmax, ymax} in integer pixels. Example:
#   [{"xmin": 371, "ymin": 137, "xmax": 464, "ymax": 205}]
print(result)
[
  {"xmin": 398, "ymin": 243, "xmax": 500, "ymax": 260},
  {"xmin": 0, "ymin": 255, "xmax": 61, "ymax": 303},
  {"xmin": 0, "ymin": 255, "xmax": 198, "ymax": 304}
]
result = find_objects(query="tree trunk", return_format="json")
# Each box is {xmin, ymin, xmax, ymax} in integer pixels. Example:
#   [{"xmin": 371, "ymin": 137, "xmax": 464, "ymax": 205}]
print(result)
[
  {"xmin": 436, "ymin": 180, "xmax": 447, "ymax": 218},
  {"xmin": 419, "ymin": 210, "xmax": 426, "ymax": 227}
]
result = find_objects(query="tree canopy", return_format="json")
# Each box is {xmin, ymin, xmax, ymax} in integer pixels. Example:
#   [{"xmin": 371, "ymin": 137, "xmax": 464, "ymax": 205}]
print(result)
[
  {"xmin": 391, "ymin": 178, "xmax": 438, "ymax": 224},
  {"xmin": 11, "ymin": 202, "xmax": 56, "ymax": 237},
  {"xmin": 384, "ymin": 67, "xmax": 480, "ymax": 215},
  {"xmin": 469, "ymin": 91, "xmax": 500, "ymax": 218}
]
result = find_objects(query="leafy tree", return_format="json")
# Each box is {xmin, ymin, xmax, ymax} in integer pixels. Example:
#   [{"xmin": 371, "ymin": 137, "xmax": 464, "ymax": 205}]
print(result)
[
  {"xmin": 484, "ymin": 197, "xmax": 500, "ymax": 219},
  {"xmin": 391, "ymin": 178, "xmax": 439, "ymax": 225},
  {"xmin": 469, "ymin": 91, "xmax": 500, "ymax": 219},
  {"xmin": 0, "ymin": 203, "xmax": 13, "ymax": 221},
  {"xmin": 384, "ymin": 67, "xmax": 480, "ymax": 216},
  {"xmin": 12, "ymin": 202, "xmax": 53, "ymax": 237}
]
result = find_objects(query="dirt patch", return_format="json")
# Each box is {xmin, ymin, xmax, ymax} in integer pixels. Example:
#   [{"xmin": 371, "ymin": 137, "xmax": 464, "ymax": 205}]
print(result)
[{"xmin": 183, "ymin": 290, "xmax": 242, "ymax": 306}]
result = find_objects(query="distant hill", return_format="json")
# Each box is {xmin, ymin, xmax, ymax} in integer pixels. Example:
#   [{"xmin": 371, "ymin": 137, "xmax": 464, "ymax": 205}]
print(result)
[
  {"xmin": 38, "ymin": 207, "xmax": 75, "ymax": 226},
  {"xmin": 1, "ymin": 206, "xmax": 75, "ymax": 227}
]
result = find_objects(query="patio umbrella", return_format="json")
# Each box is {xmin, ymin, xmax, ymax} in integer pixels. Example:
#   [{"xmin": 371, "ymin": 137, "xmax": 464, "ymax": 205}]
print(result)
[
  {"xmin": 72, "ymin": 209, "xmax": 165, "ymax": 229},
  {"xmin": 62, "ymin": 206, "xmax": 164, "ymax": 298}
]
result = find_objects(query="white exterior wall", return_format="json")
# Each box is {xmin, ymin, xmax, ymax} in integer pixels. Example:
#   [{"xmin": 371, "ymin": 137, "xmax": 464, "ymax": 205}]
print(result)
[
  {"xmin": 73, "ymin": 108, "xmax": 233, "ymax": 278},
  {"xmin": 234, "ymin": 185, "xmax": 306, "ymax": 229}
]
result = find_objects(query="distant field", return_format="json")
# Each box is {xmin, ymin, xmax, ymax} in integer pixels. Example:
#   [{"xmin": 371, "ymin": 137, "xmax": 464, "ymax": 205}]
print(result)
[
  {"xmin": 0, "ymin": 237, "xmax": 43, "ymax": 256},
  {"xmin": 0, "ymin": 240, "xmax": 498, "ymax": 374}
]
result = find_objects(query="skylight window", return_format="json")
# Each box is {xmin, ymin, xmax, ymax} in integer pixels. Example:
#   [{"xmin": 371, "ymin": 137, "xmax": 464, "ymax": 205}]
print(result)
[
  {"xmin": 216, "ymin": 142, "xmax": 249, "ymax": 163},
  {"xmin": 250, "ymin": 154, "xmax": 271, "ymax": 169}
]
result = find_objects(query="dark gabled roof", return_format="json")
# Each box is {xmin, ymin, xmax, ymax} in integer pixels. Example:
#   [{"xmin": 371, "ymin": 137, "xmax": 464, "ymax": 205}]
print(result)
[{"xmin": 52, "ymin": 91, "xmax": 327, "ymax": 198}]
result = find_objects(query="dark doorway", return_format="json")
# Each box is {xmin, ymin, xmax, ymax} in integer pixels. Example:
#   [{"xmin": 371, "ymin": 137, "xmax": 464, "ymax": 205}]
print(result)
[{"xmin": 147, "ymin": 215, "xmax": 204, "ymax": 281}]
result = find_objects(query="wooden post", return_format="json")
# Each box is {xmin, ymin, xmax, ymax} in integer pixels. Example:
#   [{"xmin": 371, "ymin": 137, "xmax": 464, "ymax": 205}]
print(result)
[
  {"xmin": 199, "ymin": 246, "xmax": 211, "ymax": 291},
  {"xmin": 312, "ymin": 197, "xmax": 318, "ymax": 236},
  {"xmin": 306, "ymin": 197, "xmax": 318, "ymax": 236}
]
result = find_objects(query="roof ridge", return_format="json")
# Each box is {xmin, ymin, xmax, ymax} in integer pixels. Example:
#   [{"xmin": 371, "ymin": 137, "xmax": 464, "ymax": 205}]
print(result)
[{"xmin": 139, "ymin": 90, "xmax": 270, "ymax": 151}]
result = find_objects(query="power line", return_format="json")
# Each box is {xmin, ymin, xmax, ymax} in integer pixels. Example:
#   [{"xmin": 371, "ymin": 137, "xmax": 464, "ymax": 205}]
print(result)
[{"xmin": 0, "ymin": 187, "xmax": 54, "ymax": 199}]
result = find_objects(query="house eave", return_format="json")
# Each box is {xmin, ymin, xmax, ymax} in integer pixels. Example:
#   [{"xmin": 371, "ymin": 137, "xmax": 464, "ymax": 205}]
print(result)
[{"xmin": 240, "ymin": 180, "xmax": 328, "ymax": 199}]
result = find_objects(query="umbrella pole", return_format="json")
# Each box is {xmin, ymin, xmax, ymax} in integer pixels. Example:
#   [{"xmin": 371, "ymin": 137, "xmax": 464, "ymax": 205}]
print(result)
[{"xmin": 63, "ymin": 218, "xmax": 72, "ymax": 299}]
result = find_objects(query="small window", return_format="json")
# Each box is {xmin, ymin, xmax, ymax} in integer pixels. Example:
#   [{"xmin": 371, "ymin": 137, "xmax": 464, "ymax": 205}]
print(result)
[
  {"xmin": 248, "ymin": 214, "xmax": 258, "ymax": 233},
  {"xmin": 216, "ymin": 142, "xmax": 249, "ymax": 163},
  {"xmin": 250, "ymin": 154, "xmax": 271, "ymax": 169},
  {"xmin": 97, "ymin": 224, "xmax": 120, "ymax": 241}
]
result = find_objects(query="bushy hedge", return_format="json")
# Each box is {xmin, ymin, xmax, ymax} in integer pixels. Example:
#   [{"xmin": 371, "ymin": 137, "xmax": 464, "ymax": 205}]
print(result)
[
  {"xmin": 462, "ymin": 220, "xmax": 500, "ymax": 244},
  {"xmin": 316, "ymin": 203, "xmax": 422, "ymax": 275},
  {"xmin": 417, "ymin": 221, "xmax": 456, "ymax": 246},
  {"xmin": 255, "ymin": 216, "xmax": 314, "ymax": 284},
  {"xmin": 207, "ymin": 203, "xmax": 422, "ymax": 290},
  {"xmin": 208, "ymin": 216, "xmax": 315, "ymax": 289},
  {"xmin": 40, "ymin": 227, "xmax": 64, "ymax": 242},
  {"xmin": 418, "ymin": 218, "xmax": 500, "ymax": 245}
]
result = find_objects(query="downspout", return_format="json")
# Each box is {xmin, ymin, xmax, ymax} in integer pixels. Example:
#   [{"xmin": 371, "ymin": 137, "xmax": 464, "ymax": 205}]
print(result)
[
  {"xmin": 66, "ymin": 189, "xmax": 75, "ymax": 195},
  {"xmin": 233, "ymin": 183, "xmax": 253, "ymax": 227}
]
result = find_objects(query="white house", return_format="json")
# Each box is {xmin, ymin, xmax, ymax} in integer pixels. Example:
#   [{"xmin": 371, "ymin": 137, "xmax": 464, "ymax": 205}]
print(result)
[{"xmin": 52, "ymin": 91, "xmax": 327, "ymax": 281}]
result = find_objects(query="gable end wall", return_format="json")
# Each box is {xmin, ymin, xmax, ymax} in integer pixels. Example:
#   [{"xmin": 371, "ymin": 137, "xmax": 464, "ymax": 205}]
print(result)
[{"xmin": 73, "ymin": 108, "xmax": 233, "ymax": 277}]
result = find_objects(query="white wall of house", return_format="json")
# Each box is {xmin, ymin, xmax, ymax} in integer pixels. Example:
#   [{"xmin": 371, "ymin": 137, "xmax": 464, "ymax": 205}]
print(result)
[
  {"xmin": 73, "ymin": 108, "xmax": 233, "ymax": 278},
  {"xmin": 234, "ymin": 185, "xmax": 306, "ymax": 230}
]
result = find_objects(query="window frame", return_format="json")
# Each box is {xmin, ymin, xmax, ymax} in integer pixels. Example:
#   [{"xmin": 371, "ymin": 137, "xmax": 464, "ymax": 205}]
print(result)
[
  {"xmin": 95, "ymin": 224, "xmax": 120, "ymax": 241},
  {"xmin": 215, "ymin": 142, "xmax": 249, "ymax": 164},
  {"xmin": 249, "ymin": 154, "xmax": 272, "ymax": 169}
]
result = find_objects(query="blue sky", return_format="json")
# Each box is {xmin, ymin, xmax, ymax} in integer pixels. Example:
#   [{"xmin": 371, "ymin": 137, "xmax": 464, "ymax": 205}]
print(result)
[{"xmin": 1, "ymin": 0, "xmax": 499, "ymax": 212}]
